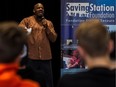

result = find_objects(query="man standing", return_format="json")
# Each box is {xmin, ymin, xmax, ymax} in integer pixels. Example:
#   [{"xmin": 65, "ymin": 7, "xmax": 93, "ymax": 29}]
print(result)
[{"xmin": 19, "ymin": 3, "xmax": 57, "ymax": 87}]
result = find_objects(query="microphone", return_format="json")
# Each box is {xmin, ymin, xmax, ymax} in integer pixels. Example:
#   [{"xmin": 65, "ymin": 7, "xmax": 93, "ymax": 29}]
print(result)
[{"xmin": 41, "ymin": 17, "xmax": 47, "ymax": 28}]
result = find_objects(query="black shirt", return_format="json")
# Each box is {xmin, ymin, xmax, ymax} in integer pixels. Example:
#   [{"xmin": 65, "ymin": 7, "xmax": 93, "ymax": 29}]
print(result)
[{"xmin": 58, "ymin": 67, "xmax": 115, "ymax": 87}]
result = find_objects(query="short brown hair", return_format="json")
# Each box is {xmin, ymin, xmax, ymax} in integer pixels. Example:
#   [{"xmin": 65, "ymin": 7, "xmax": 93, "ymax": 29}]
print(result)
[
  {"xmin": 76, "ymin": 19, "xmax": 110, "ymax": 57},
  {"xmin": 0, "ymin": 21, "xmax": 27, "ymax": 63}
]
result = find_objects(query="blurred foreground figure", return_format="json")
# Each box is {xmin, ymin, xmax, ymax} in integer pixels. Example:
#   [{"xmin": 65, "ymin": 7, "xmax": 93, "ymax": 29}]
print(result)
[
  {"xmin": 0, "ymin": 22, "xmax": 39, "ymax": 87},
  {"xmin": 109, "ymin": 32, "xmax": 116, "ymax": 69},
  {"xmin": 58, "ymin": 19, "xmax": 115, "ymax": 87}
]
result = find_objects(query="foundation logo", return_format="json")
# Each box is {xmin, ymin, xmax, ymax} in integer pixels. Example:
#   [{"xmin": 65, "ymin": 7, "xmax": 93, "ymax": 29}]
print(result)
[{"xmin": 66, "ymin": 2, "xmax": 115, "ymax": 18}]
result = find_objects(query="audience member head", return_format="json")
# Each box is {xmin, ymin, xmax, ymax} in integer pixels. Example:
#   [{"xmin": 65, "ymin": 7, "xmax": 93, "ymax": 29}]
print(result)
[
  {"xmin": 0, "ymin": 21, "xmax": 27, "ymax": 64},
  {"xmin": 75, "ymin": 19, "xmax": 112, "ymax": 69},
  {"xmin": 109, "ymin": 31, "xmax": 116, "ymax": 69}
]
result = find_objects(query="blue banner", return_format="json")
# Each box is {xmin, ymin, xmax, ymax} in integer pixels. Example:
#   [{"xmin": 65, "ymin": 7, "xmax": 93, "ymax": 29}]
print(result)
[
  {"xmin": 61, "ymin": 0, "xmax": 116, "ymax": 73},
  {"xmin": 61, "ymin": 0, "xmax": 116, "ymax": 44}
]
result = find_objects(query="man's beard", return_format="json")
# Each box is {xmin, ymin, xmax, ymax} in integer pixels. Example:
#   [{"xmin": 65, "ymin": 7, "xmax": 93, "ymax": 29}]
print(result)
[{"xmin": 36, "ymin": 15, "xmax": 44, "ymax": 21}]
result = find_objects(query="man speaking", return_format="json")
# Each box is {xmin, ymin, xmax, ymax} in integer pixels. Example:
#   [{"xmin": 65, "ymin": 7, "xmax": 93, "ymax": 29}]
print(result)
[{"xmin": 19, "ymin": 3, "xmax": 57, "ymax": 87}]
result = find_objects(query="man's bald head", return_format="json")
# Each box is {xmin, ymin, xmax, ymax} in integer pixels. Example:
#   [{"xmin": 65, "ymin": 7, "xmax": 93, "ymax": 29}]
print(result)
[{"xmin": 33, "ymin": 3, "xmax": 44, "ymax": 17}]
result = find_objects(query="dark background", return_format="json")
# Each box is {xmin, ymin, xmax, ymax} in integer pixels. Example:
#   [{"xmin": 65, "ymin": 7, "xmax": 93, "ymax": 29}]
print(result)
[{"xmin": 0, "ymin": 0, "xmax": 60, "ymax": 87}]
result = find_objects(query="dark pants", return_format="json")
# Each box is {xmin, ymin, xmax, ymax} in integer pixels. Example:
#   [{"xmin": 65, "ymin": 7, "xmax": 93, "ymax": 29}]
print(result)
[
  {"xmin": 18, "ymin": 66, "xmax": 46, "ymax": 87},
  {"xmin": 27, "ymin": 59, "xmax": 53, "ymax": 87}
]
